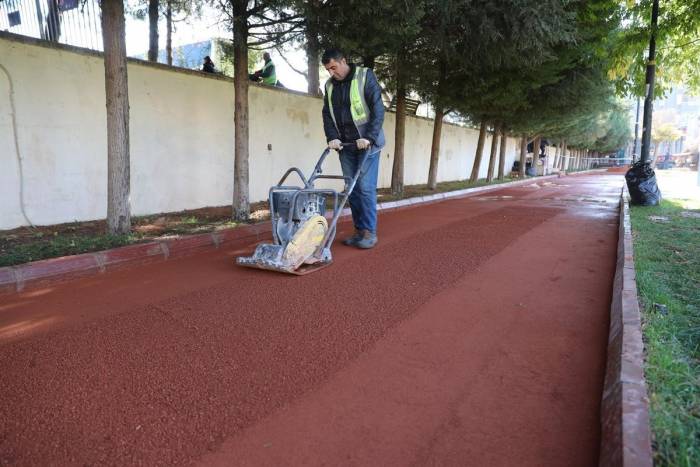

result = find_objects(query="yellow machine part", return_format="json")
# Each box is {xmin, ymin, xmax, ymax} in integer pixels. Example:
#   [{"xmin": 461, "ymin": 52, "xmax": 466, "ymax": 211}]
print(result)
[{"xmin": 281, "ymin": 215, "xmax": 328, "ymax": 270}]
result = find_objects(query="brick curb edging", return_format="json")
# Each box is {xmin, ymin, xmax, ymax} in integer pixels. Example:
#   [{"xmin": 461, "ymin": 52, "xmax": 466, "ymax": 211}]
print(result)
[
  {"xmin": 0, "ymin": 171, "xmax": 601, "ymax": 295},
  {"xmin": 598, "ymin": 185, "xmax": 653, "ymax": 467}
]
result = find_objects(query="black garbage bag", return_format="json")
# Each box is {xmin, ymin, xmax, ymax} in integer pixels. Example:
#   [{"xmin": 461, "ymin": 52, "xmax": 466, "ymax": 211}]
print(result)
[{"xmin": 625, "ymin": 160, "xmax": 662, "ymax": 206}]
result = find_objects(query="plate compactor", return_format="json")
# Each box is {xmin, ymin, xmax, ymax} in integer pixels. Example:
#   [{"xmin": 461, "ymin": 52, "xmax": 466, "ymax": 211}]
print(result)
[{"xmin": 236, "ymin": 144, "xmax": 369, "ymax": 275}]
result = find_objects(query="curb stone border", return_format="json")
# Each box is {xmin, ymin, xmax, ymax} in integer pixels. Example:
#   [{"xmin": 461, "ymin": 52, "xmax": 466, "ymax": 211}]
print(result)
[
  {"xmin": 0, "ymin": 171, "xmax": 602, "ymax": 295},
  {"xmin": 598, "ymin": 185, "xmax": 653, "ymax": 467}
]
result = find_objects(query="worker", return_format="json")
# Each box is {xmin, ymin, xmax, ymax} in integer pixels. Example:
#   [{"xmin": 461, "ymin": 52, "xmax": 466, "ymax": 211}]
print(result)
[
  {"xmin": 321, "ymin": 48, "xmax": 385, "ymax": 249},
  {"xmin": 249, "ymin": 52, "xmax": 278, "ymax": 86},
  {"xmin": 201, "ymin": 56, "xmax": 216, "ymax": 73}
]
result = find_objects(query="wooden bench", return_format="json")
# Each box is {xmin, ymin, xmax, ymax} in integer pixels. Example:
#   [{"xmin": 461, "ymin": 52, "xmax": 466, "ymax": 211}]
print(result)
[{"xmin": 388, "ymin": 96, "xmax": 422, "ymax": 115}]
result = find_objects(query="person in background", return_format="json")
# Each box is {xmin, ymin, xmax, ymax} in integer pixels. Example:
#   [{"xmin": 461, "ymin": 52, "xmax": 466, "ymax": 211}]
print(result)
[
  {"xmin": 249, "ymin": 52, "xmax": 278, "ymax": 86},
  {"xmin": 202, "ymin": 56, "xmax": 216, "ymax": 73}
]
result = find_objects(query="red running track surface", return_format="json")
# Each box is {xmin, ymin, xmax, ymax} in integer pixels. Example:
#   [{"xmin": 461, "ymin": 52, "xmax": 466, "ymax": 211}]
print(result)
[{"xmin": 0, "ymin": 174, "xmax": 623, "ymax": 466}]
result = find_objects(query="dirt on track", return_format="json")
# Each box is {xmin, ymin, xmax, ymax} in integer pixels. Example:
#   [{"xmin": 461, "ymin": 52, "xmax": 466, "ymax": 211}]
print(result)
[{"xmin": 0, "ymin": 174, "xmax": 622, "ymax": 466}]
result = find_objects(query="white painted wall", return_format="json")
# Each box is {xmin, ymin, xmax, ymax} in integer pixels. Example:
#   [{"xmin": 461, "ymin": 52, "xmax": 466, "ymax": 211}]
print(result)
[{"xmin": 0, "ymin": 35, "xmax": 520, "ymax": 230}]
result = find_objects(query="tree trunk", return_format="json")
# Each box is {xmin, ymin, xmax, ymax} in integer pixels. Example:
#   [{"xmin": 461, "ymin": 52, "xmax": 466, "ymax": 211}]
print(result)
[
  {"xmin": 578, "ymin": 149, "xmax": 583, "ymax": 170},
  {"xmin": 486, "ymin": 122, "xmax": 501, "ymax": 182},
  {"xmin": 570, "ymin": 148, "xmax": 575, "ymax": 171},
  {"xmin": 391, "ymin": 52, "xmax": 407, "ymax": 195},
  {"xmin": 232, "ymin": 3, "xmax": 250, "ymax": 221},
  {"xmin": 497, "ymin": 129, "xmax": 507, "ymax": 180},
  {"xmin": 519, "ymin": 135, "xmax": 527, "ymax": 178},
  {"xmin": 552, "ymin": 143, "xmax": 560, "ymax": 169},
  {"xmin": 305, "ymin": 5, "xmax": 321, "ymax": 96},
  {"xmin": 560, "ymin": 140, "xmax": 568, "ymax": 171},
  {"xmin": 166, "ymin": 0, "xmax": 172, "ymax": 66},
  {"xmin": 427, "ymin": 107, "xmax": 444, "ymax": 190},
  {"xmin": 469, "ymin": 120, "xmax": 488, "ymax": 183},
  {"xmin": 577, "ymin": 149, "xmax": 582, "ymax": 170},
  {"xmin": 148, "ymin": 0, "xmax": 159, "ymax": 62},
  {"xmin": 101, "ymin": 0, "xmax": 131, "ymax": 235},
  {"xmin": 557, "ymin": 142, "xmax": 563, "ymax": 170},
  {"xmin": 532, "ymin": 136, "xmax": 541, "ymax": 176}
]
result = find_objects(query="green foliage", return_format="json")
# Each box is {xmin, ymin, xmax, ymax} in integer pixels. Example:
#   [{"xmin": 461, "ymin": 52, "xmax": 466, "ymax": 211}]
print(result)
[
  {"xmin": 376, "ymin": 176, "xmax": 515, "ymax": 203},
  {"xmin": 502, "ymin": 1, "xmax": 626, "ymax": 147},
  {"xmin": 592, "ymin": 105, "xmax": 632, "ymax": 152},
  {"xmin": 406, "ymin": 0, "xmax": 628, "ymax": 155},
  {"xmin": 209, "ymin": 1, "xmax": 650, "ymax": 156},
  {"xmin": 612, "ymin": 0, "xmax": 700, "ymax": 96},
  {"xmin": 315, "ymin": 0, "xmax": 426, "ymax": 95},
  {"xmin": 211, "ymin": 0, "xmax": 304, "ymax": 49},
  {"xmin": 0, "ymin": 233, "xmax": 139, "ymax": 267},
  {"xmin": 216, "ymin": 0, "xmax": 637, "ymax": 155},
  {"xmin": 317, "ymin": 0, "xmax": 424, "ymax": 60}
]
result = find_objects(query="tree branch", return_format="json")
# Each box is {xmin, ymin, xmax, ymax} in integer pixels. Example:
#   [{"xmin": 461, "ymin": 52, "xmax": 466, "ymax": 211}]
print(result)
[
  {"xmin": 249, "ymin": 31, "xmax": 303, "ymax": 47},
  {"xmin": 272, "ymin": 44, "xmax": 308, "ymax": 78},
  {"xmin": 249, "ymin": 16, "xmax": 302, "ymax": 29},
  {"xmin": 664, "ymin": 37, "xmax": 700, "ymax": 49}
]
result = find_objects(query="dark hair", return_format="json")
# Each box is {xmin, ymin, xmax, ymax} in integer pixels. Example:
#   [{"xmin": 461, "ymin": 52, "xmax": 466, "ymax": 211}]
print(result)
[
  {"xmin": 321, "ymin": 48, "xmax": 345, "ymax": 65},
  {"xmin": 204, "ymin": 56, "xmax": 211, "ymax": 61}
]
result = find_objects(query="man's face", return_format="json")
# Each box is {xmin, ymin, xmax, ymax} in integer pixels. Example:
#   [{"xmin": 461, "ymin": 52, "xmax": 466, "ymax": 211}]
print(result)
[{"xmin": 324, "ymin": 58, "xmax": 350, "ymax": 81}]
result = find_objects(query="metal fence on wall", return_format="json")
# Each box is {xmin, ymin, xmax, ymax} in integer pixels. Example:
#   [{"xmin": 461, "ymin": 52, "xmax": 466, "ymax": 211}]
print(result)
[{"xmin": 0, "ymin": 0, "xmax": 103, "ymax": 50}]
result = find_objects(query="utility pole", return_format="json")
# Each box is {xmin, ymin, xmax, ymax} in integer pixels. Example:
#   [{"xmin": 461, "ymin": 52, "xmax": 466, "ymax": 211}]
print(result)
[
  {"xmin": 633, "ymin": 96, "xmax": 641, "ymax": 162},
  {"xmin": 640, "ymin": 0, "xmax": 659, "ymax": 163}
]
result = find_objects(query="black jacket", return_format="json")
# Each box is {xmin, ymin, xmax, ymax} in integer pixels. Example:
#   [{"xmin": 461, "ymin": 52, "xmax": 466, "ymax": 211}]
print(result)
[
  {"xmin": 322, "ymin": 64, "xmax": 385, "ymax": 148},
  {"xmin": 202, "ymin": 62, "xmax": 215, "ymax": 73}
]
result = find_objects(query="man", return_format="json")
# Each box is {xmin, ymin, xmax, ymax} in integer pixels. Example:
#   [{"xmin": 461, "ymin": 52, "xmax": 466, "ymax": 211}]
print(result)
[
  {"xmin": 201, "ymin": 56, "xmax": 216, "ymax": 73},
  {"xmin": 322, "ymin": 48, "xmax": 385, "ymax": 249},
  {"xmin": 249, "ymin": 52, "xmax": 278, "ymax": 86}
]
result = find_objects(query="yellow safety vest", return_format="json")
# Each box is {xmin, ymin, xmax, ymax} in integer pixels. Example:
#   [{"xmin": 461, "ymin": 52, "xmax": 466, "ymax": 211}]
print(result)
[
  {"xmin": 262, "ymin": 60, "xmax": 276, "ymax": 85},
  {"xmin": 325, "ymin": 66, "xmax": 370, "ymax": 131}
]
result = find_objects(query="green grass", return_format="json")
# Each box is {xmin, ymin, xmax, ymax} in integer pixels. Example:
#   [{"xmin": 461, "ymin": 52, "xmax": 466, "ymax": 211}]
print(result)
[
  {"xmin": 377, "ymin": 176, "xmax": 515, "ymax": 202},
  {"xmin": 0, "ymin": 233, "xmax": 142, "ymax": 267},
  {"xmin": 630, "ymin": 198, "xmax": 700, "ymax": 467}
]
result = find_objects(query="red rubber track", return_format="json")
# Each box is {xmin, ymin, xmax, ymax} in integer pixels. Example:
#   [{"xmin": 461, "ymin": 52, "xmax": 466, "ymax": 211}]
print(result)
[{"xmin": 0, "ymin": 174, "xmax": 622, "ymax": 466}]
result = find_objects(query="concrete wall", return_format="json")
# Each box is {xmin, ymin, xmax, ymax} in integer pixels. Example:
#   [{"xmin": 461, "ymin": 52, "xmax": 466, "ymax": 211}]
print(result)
[{"xmin": 0, "ymin": 34, "xmax": 520, "ymax": 230}]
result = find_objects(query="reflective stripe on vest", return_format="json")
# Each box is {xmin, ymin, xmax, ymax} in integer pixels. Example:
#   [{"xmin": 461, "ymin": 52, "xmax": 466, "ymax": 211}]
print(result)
[
  {"xmin": 262, "ymin": 60, "xmax": 276, "ymax": 85},
  {"xmin": 325, "ymin": 66, "xmax": 370, "ymax": 134}
]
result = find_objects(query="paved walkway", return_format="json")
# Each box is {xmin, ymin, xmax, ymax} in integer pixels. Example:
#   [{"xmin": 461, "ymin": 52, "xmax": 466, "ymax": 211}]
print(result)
[{"xmin": 0, "ymin": 173, "xmax": 623, "ymax": 466}]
